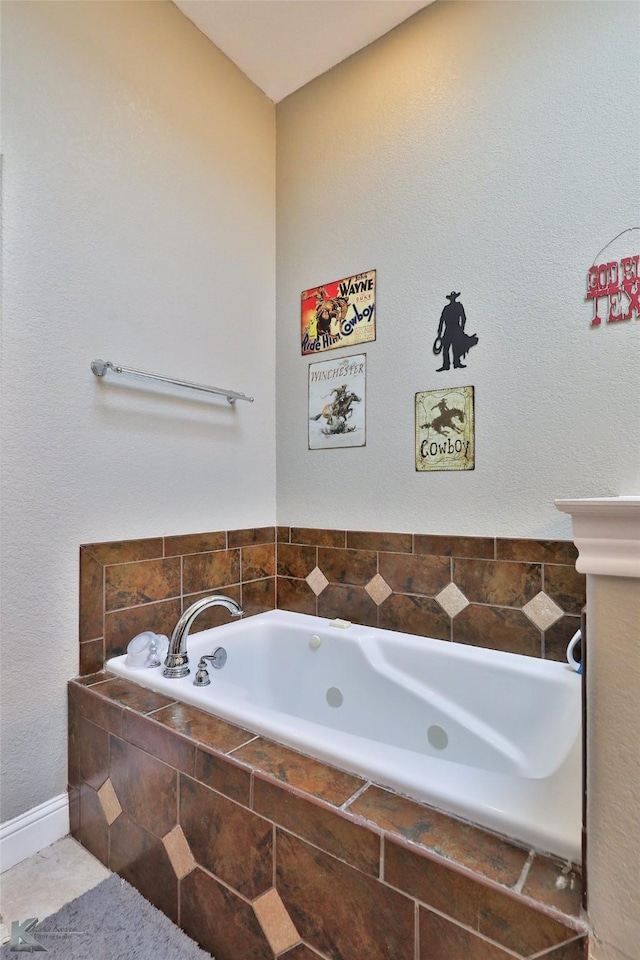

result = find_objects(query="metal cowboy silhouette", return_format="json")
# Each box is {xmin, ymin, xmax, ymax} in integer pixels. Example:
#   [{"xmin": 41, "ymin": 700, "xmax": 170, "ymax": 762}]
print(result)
[{"xmin": 433, "ymin": 291, "xmax": 479, "ymax": 371}]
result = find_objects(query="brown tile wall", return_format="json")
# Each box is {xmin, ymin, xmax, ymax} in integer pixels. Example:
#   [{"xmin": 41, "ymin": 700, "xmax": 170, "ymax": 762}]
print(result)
[
  {"xmin": 69, "ymin": 674, "xmax": 587, "ymax": 960},
  {"xmin": 276, "ymin": 529, "xmax": 585, "ymax": 661},
  {"xmin": 79, "ymin": 528, "xmax": 276, "ymax": 674},
  {"xmin": 80, "ymin": 526, "xmax": 584, "ymax": 675}
]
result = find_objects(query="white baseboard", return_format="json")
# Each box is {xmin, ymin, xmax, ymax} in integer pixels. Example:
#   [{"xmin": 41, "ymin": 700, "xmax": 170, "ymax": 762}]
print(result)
[{"xmin": 0, "ymin": 793, "xmax": 70, "ymax": 873}]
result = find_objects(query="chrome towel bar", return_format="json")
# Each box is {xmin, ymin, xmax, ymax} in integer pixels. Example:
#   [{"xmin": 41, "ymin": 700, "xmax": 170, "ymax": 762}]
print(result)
[{"xmin": 90, "ymin": 359, "xmax": 254, "ymax": 405}]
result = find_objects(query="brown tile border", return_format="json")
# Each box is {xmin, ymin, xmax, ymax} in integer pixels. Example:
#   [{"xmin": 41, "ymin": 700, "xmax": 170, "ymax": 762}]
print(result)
[
  {"xmin": 290, "ymin": 528, "xmax": 346, "ymax": 548},
  {"xmin": 182, "ymin": 549, "xmax": 241, "ymax": 595},
  {"xmin": 164, "ymin": 531, "xmax": 227, "ymax": 557},
  {"xmin": 228, "ymin": 526, "xmax": 276, "ymax": 547},
  {"xmin": 84, "ymin": 538, "xmax": 164, "ymax": 565},
  {"xmin": 79, "ymin": 548, "xmax": 103, "ymax": 642},
  {"xmin": 415, "ymin": 535, "xmax": 495, "ymax": 559},
  {"xmin": 151, "ymin": 701, "xmax": 254, "ymax": 753},
  {"xmin": 317, "ymin": 547, "xmax": 378, "ymax": 586},
  {"xmin": 232, "ymin": 738, "xmax": 365, "ymax": 806},
  {"xmin": 79, "ymin": 527, "xmax": 582, "ymax": 676},
  {"xmin": 346, "ymin": 530, "xmax": 413, "ymax": 553},
  {"xmin": 379, "ymin": 593, "xmax": 451, "ymax": 639},
  {"xmin": 350, "ymin": 787, "xmax": 527, "ymax": 888},
  {"xmin": 497, "ymin": 538, "xmax": 578, "ymax": 565}
]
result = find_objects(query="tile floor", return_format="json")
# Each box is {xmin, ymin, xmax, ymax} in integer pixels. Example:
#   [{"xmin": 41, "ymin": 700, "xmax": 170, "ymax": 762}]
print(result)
[{"xmin": 0, "ymin": 836, "xmax": 110, "ymax": 944}]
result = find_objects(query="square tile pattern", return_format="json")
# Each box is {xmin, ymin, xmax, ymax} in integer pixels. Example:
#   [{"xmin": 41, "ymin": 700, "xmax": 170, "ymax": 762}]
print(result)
[{"xmin": 69, "ymin": 674, "xmax": 587, "ymax": 960}]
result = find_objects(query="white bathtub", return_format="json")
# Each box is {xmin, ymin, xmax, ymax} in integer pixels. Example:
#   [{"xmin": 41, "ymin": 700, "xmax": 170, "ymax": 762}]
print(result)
[{"xmin": 107, "ymin": 609, "xmax": 582, "ymax": 861}]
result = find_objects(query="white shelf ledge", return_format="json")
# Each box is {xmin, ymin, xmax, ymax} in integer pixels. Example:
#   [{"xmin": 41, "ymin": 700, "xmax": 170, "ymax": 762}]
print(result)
[{"xmin": 555, "ymin": 496, "xmax": 640, "ymax": 578}]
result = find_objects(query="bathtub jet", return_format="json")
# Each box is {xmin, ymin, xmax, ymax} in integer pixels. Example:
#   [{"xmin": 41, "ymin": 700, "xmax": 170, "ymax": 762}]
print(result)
[{"xmin": 108, "ymin": 609, "xmax": 582, "ymax": 861}]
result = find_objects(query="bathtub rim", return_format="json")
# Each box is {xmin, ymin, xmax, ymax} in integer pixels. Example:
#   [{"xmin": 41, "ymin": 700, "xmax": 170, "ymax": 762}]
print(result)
[{"xmin": 106, "ymin": 608, "xmax": 583, "ymax": 862}]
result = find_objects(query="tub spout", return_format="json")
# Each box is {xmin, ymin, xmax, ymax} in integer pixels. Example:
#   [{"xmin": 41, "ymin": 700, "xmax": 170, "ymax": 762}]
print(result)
[{"xmin": 163, "ymin": 594, "xmax": 243, "ymax": 678}]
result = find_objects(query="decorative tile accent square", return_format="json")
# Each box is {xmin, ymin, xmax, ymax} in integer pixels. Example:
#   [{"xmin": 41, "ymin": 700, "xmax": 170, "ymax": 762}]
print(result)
[
  {"xmin": 163, "ymin": 824, "xmax": 196, "ymax": 879},
  {"xmin": 97, "ymin": 778, "xmax": 122, "ymax": 825},
  {"xmin": 306, "ymin": 566, "xmax": 329, "ymax": 596},
  {"xmin": 523, "ymin": 591, "xmax": 564, "ymax": 631},
  {"xmin": 365, "ymin": 574, "xmax": 392, "ymax": 606},
  {"xmin": 253, "ymin": 888, "xmax": 300, "ymax": 954},
  {"xmin": 435, "ymin": 582, "xmax": 469, "ymax": 618}
]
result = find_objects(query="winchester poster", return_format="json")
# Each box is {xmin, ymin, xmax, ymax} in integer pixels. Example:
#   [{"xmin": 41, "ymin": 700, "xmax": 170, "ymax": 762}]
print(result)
[
  {"xmin": 415, "ymin": 386, "xmax": 475, "ymax": 471},
  {"xmin": 309, "ymin": 354, "xmax": 366, "ymax": 450},
  {"xmin": 301, "ymin": 270, "xmax": 376, "ymax": 355}
]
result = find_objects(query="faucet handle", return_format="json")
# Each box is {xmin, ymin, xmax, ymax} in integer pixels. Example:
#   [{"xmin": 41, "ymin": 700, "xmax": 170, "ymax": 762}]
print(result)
[
  {"xmin": 193, "ymin": 658, "xmax": 212, "ymax": 686},
  {"xmin": 207, "ymin": 646, "xmax": 227, "ymax": 669},
  {"xmin": 193, "ymin": 648, "xmax": 228, "ymax": 686}
]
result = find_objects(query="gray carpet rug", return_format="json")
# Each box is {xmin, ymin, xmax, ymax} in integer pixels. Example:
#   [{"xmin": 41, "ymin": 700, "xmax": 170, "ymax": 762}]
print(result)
[{"xmin": 1, "ymin": 873, "xmax": 213, "ymax": 959}]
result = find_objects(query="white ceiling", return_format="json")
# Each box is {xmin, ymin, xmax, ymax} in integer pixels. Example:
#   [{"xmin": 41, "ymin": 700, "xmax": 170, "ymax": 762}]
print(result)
[{"xmin": 173, "ymin": 0, "xmax": 433, "ymax": 102}]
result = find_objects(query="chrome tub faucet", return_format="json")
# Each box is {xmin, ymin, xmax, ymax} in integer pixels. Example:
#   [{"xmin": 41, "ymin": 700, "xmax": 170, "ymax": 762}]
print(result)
[{"xmin": 163, "ymin": 594, "xmax": 243, "ymax": 678}]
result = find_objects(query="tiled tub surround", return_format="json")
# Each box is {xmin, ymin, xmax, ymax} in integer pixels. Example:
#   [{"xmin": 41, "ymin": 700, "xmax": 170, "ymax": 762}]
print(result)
[
  {"xmin": 76, "ymin": 528, "xmax": 587, "ymax": 955},
  {"xmin": 69, "ymin": 672, "xmax": 587, "ymax": 960},
  {"xmin": 79, "ymin": 527, "xmax": 585, "ymax": 676}
]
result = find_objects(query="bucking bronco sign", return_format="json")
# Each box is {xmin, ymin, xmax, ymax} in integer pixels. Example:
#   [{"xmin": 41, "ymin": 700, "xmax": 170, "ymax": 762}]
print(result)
[
  {"xmin": 415, "ymin": 386, "xmax": 475, "ymax": 472},
  {"xmin": 301, "ymin": 271, "xmax": 376, "ymax": 355}
]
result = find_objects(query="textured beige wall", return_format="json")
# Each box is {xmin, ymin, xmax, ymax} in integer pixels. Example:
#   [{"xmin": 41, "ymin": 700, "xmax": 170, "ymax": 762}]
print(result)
[
  {"xmin": 587, "ymin": 575, "xmax": 640, "ymax": 960},
  {"xmin": 276, "ymin": 0, "xmax": 640, "ymax": 538},
  {"xmin": 0, "ymin": 1, "xmax": 275, "ymax": 821}
]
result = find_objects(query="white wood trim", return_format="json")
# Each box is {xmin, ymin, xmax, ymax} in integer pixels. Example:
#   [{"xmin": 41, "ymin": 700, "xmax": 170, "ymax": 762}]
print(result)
[
  {"xmin": 555, "ymin": 497, "xmax": 640, "ymax": 578},
  {"xmin": 0, "ymin": 793, "xmax": 69, "ymax": 873}
]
